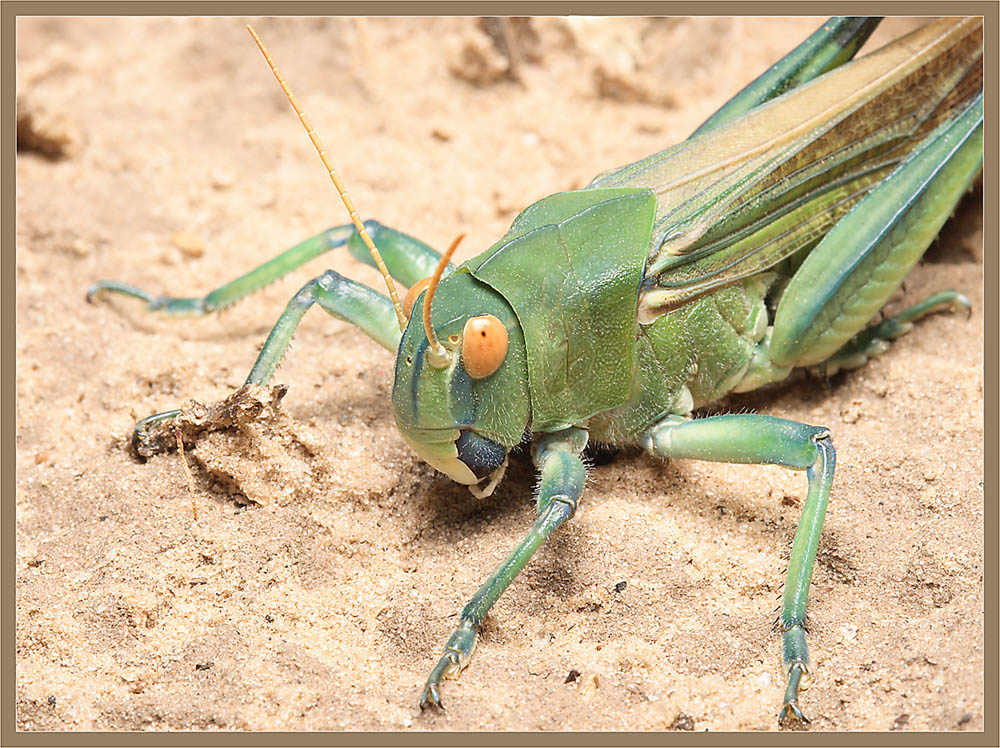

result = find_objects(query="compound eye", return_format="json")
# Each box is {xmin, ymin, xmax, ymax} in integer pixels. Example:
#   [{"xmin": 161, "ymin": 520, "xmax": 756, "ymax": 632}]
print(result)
[
  {"xmin": 462, "ymin": 315, "xmax": 507, "ymax": 379},
  {"xmin": 403, "ymin": 277, "xmax": 432, "ymax": 320}
]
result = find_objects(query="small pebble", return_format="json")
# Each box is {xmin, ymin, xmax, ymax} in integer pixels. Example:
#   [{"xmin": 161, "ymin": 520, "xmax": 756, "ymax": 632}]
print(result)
[
  {"xmin": 70, "ymin": 238, "xmax": 92, "ymax": 257},
  {"xmin": 171, "ymin": 233, "xmax": 205, "ymax": 258},
  {"xmin": 210, "ymin": 169, "xmax": 234, "ymax": 189},
  {"xmin": 670, "ymin": 713, "xmax": 695, "ymax": 731}
]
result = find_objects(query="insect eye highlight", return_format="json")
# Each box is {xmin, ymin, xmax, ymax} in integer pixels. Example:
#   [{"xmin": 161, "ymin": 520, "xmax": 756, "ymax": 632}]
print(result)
[{"xmin": 461, "ymin": 314, "xmax": 508, "ymax": 379}]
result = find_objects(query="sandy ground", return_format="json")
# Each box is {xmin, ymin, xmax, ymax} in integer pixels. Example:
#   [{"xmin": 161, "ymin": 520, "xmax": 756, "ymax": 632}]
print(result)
[{"xmin": 15, "ymin": 17, "xmax": 983, "ymax": 732}]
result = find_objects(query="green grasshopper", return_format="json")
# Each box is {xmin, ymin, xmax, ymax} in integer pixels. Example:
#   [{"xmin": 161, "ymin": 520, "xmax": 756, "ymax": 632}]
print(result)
[{"xmin": 88, "ymin": 16, "xmax": 983, "ymax": 723}]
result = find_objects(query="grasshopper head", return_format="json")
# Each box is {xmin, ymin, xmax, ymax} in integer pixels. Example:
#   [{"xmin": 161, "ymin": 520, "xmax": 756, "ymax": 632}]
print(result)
[{"xmin": 392, "ymin": 268, "xmax": 530, "ymax": 494}]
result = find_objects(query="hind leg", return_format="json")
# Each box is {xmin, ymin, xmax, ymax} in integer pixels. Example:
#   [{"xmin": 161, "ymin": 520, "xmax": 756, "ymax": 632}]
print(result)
[
  {"xmin": 770, "ymin": 93, "xmax": 982, "ymax": 371},
  {"xmin": 815, "ymin": 290, "xmax": 970, "ymax": 376}
]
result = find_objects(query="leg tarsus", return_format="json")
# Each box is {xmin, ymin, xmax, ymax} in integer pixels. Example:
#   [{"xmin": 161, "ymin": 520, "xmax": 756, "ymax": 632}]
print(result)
[
  {"xmin": 641, "ymin": 416, "xmax": 834, "ymax": 723},
  {"xmin": 419, "ymin": 681, "xmax": 444, "ymax": 711},
  {"xmin": 88, "ymin": 225, "xmax": 356, "ymax": 315},
  {"xmin": 778, "ymin": 624, "xmax": 811, "ymax": 724},
  {"xmin": 419, "ymin": 435, "xmax": 586, "ymax": 711},
  {"xmin": 779, "ymin": 663, "xmax": 811, "ymax": 724},
  {"xmin": 88, "ymin": 220, "xmax": 446, "ymax": 316},
  {"xmin": 131, "ymin": 408, "xmax": 183, "ymax": 455},
  {"xmin": 87, "ymin": 280, "xmax": 205, "ymax": 314},
  {"xmin": 130, "ymin": 384, "xmax": 289, "ymax": 458},
  {"xmin": 124, "ymin": 268, "xmax": 397, "ymax": 456},
  {"xmin": 419, "ymin": 622, "xmax": 477, "ymax": 710},
  {"xmin": 816, "ymin": 289, "xmax": 971, "ymax": 376}
]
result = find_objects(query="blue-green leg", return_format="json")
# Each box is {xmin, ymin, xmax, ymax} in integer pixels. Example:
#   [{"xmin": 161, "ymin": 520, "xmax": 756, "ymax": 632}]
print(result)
[
  {"xmin": 343, "ymin": 221, "xmax": 451, "ymax": 288},
  {"xmin": 640, "ymin": 414, "xmax": 835, "ymax": 724},
  {"xmin": 771, "ymin": 92, "xmax": 982, "ymax": 369},
  {"xmin": 246, "ymin": 269, "xmax": 402, "ymax": 377},
  {"xmin": 87, "ymin": 220, "xmax": 449, "ymax": 314},
  {"xmin": 131, "ymin": 269, "xmax": 401, "ymax": 449},
  {"xmin": 420, "ymin": 428, "xmax": 588, "ymax": 710},
  {"xmin": 817, "ymin": 289, "xmax": 971, "ymax": 376}
]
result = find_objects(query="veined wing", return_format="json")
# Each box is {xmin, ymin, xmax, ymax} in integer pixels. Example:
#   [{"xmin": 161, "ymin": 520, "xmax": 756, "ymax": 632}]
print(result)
[{"xmin": 589, "ymin": 17, "xmax": 982, "ymax": 320}]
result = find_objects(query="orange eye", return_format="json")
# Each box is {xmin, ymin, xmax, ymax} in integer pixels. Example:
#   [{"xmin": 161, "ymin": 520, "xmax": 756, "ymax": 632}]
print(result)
[
  {"xmin": 462, "ymin": 315, "xmax": 508, "ymax": 379},
  {"xmin": 403, "ymin": 277, "xmax": 432, "ymax": 320}
]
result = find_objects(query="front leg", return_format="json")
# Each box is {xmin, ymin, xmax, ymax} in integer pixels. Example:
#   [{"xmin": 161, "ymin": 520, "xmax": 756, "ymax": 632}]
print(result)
[
  {"xmin": 87, "ymin": 220, "xmax": 452, "ymax": 315},
  {"xmin": 420, "ymin": 428, "xmax": 588, "ymax": 710},
  {"xmin": 131, "ymin": 269, "xmax": 402, "ymax": 455},
  {"xmin": 640, "ymin": 414, "xmax": 835, "ymax": 724}
]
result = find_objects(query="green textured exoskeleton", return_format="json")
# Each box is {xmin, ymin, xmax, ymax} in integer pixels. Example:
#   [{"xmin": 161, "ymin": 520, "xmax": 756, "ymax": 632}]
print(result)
[{"xmin": 88, "ymin": 17, "xmax": 983, "ymax": 723}]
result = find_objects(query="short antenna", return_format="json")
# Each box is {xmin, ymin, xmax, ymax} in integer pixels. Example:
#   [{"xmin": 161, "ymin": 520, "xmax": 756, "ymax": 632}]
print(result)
[
  {"xmin": 423, "ymin": 234, "xmax": 463, "ymax": 367},
  {"xmin": 246, "ymin": 25, "xmax": 407, "ymax": 331}
]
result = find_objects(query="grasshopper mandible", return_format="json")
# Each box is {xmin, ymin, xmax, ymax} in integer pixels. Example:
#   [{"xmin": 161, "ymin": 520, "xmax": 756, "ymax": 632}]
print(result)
[{"xmin": 88, "ymin": 16, "xmax": 983, "ymax": 723}]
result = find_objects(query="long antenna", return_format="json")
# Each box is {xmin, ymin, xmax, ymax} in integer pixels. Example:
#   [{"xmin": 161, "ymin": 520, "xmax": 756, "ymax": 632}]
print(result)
[
  {"xmin": 423, "ymin": 234, "xmax": 463, "ymax": 367},
  {"xmin": 246, "ymin": 25, "xmax": 407, "ymax": 331}
]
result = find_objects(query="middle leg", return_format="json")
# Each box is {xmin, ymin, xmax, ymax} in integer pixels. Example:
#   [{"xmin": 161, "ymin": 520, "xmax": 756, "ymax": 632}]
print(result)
[{"xmin": 640, "ymin": 413, "xmax": 835, "ymax": 723}]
